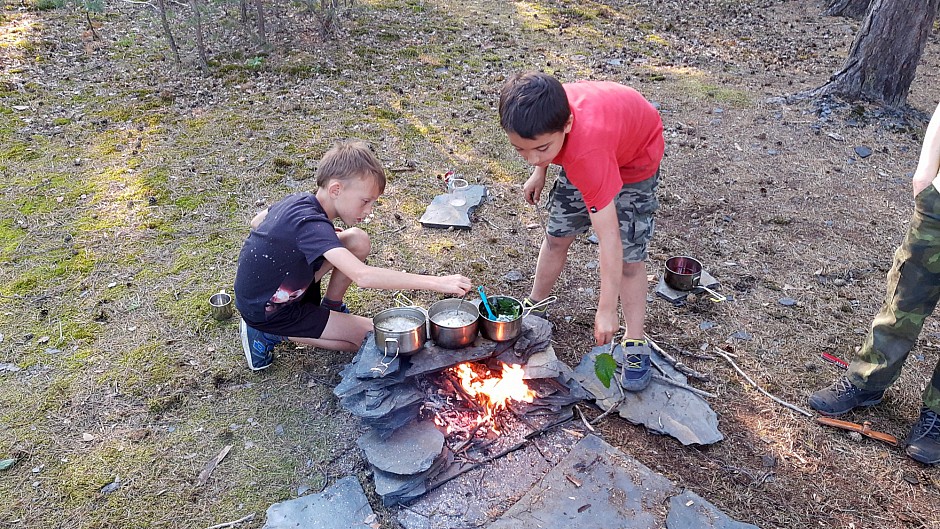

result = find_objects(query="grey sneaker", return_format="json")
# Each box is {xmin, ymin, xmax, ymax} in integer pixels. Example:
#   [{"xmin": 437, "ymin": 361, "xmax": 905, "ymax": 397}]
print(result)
[
  {"xmin": 619, "ymin": 339, "xmax": 652, "ymax": 392},
  {"xmin": 906, "ymin": 407, "xmax": 940, "ymax": 465},
  {"xmin": 808, "ymin": 376, "xmax": 885, "ymax": 417}
]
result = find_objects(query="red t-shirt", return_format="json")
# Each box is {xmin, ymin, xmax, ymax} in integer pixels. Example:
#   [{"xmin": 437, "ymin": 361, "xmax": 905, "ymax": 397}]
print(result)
[{"xmin": 553, "ymin": 81, "xmax": 665, "ymax": 210}]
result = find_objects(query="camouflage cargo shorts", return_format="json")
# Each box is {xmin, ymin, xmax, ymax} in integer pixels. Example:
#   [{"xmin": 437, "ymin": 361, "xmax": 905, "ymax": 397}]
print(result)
[{"xmin": 545, "ymin": 168, "xmax": 660, "ymax": 263}]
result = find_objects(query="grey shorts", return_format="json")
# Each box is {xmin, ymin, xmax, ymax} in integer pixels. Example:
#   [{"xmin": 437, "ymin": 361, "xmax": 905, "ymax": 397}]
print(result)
[{"xmin": 545, "ymin": 168, "xmax": 660, "ymax": 263}]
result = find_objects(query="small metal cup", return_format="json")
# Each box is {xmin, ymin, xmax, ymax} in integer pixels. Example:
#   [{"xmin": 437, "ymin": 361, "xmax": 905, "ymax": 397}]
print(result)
[{"xmin": 209, "ymin": 291, "xmax": 234, "ymax": 320}]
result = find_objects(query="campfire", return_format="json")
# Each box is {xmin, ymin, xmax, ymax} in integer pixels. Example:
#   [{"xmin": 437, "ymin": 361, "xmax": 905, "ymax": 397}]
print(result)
[
  {"xmin": 335, "ymin": 316, "xmax": 589, "ymax": 506},
  {"xmin": 427, "ymin": 362, "xmax": 536, "ymax": 443}
]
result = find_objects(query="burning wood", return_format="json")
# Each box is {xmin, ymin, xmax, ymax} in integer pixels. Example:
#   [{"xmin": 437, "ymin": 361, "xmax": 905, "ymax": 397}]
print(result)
[{"xmin": 424, "ymin": 362, "xmax": 537, "ymax": 448}]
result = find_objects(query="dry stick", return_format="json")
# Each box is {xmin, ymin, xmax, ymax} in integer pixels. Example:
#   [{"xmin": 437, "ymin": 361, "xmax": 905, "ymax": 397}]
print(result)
[
  {"xmin": 575, "ymin": 405, "xmax": 597, "ymax": 432},
  {"xmin": 206, "ymin": 513, "xmax": 255, "ymax": 529},
  {"xmin": 712, "ymin": 347, "xmax": 813, "ymax": 417},
  {"xmin": 651, "ymin": 374, "xmax": 717, "ymax": 399},
  {"xmin": 427, "ymin": 416, "xmax": 572, "ymax": 495},
  {"xmin": 645, "ymin": 335, "xmax": 711, "ymax": 381}
]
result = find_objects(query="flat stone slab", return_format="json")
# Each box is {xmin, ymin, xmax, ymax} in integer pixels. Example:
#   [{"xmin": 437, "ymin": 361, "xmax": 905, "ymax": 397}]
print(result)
[
  {"xmin": 419, "ymin": 184, "xmax": 487, "ymax": 229},
  {"xmin": 261, "ymin": 476, "xmax": 375, "ymax": 529},
  {"xmin": 655, "ymin": 270, "xmax": 722, "ymax": 305},
  {"xmin": 357, "ymin": 419, "xmax": 445, "ymax": 475},
  {"xmin": 486, "ymin": 435, "xmax": 759, "ymax": 529},
  {"xmin": 667, "ymin": 490, "xmax": 760, "ymax": 529},
  {"xmin": 572, "ymin": 345, "xmax": 723, "ymax": 446},
  {"xmin": 486, "ymin": 434, "xmax": 674, "ymax": 529}
]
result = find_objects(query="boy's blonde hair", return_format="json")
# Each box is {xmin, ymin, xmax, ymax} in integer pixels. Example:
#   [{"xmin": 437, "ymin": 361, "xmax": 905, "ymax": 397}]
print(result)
[{"xmin": 316, "ymin": 140, "xmax": 386, "ymax": 192}]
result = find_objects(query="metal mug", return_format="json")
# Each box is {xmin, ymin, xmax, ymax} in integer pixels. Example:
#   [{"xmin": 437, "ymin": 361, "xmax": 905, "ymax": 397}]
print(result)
[{"xmin": 209, "ymin": 290, "xmax": 234, "ymax": 320}]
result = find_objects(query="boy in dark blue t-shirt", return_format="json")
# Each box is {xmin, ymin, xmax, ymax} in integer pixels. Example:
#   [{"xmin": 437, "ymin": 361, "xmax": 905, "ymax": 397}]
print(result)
[{"xmin": 234, "ymin": 141, "xmax": 471, "ymax": 370}]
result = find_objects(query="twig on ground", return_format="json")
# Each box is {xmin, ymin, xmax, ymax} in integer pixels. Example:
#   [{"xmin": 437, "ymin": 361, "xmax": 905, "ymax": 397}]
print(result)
[
  {"xmin": 651, "ymin": 373, "xmax": 717, "ymax": 399},
  {"xmin": 645, "ymin": 334, "xmax": 711, "ymax": 381},
  {"xmin": 574, "ymin": 405, "xmax": 596, "ymax": 432},
  {"xmin": 196, "ymin": 445, "xmax": 233, "ymax": 487},
  {"xmin": 206, "ymin": 513, "xmax": 255, "ymax": 529},
  {"xmin": 713, "ymin": 346, "xmax": 813, "ymax": 417}
]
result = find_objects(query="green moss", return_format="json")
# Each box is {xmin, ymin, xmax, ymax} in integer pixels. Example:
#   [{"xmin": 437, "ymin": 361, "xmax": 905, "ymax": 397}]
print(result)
[
  {"xmin": 0, "ymin": 219, "xmax": 25, "ymax": 262},
  {"xmin": 174, "ymin": 195, "xmax": 205, "ymax": 212},
  {"xmin": 368, "ymin": 106, "xmax": 401, "ymax": 120},
  {"xmin": 52, "ymin": 116, "xmax": 71, "ymax": 126},
  {"xmin": 0, "ymin": 141, "xmax": 40, "ymax": 162},
  {"xmin": 32, "ymin": 0, "xmax": 65, "ymax": 10},
  {"xmin": 98, "ymin": 341, "xmax": 175, "ymax": 396}
]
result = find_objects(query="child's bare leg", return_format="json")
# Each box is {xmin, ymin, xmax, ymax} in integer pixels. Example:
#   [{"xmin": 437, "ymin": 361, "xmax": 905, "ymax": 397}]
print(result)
[
  {"xmin": 619, "ymin": 261, "xmax": 647, "ymax": 339},
  {"xmin": 288, "ymin": 312, "xmax": 373, "ymax": 352},
  {"xmin": 530, "ymin": 234, "xmax": 575, "ymax": 300},
  {"xmin": 322, "ymin": 227, "xmax": 371, "ymax": 303}
]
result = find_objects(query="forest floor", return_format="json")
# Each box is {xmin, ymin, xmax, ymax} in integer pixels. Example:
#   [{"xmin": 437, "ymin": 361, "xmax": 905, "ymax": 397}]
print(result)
[{"xmin": 1, "ymin": 0, "xmax": 939, "ymax": 527}]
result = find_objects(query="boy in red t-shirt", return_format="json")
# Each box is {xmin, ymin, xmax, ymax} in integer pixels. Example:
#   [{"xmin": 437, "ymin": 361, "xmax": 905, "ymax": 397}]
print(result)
[{"xmin": 498, "ymin": 72, "xmax": 664, "ymax": 391}]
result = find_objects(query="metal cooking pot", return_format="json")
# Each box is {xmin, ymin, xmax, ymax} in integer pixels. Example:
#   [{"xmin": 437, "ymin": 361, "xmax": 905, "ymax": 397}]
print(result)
[
  {"xmin": 428, "ymin": 298, "xmax": 480, "ymax": 349},
  {"xmin": 664, "ymin": 256, "xmax": 726, "ymax": 302},
  {"xmin": 664, "ymin": 256, "xmax": 703, "ymax": 291},
  {"xmin": 372, "ymin": 306, "xmax": 427, "ymax": 355},
  {"xmin": 478, "ymin": 295, "xmax": 523, "ymax": 342}
]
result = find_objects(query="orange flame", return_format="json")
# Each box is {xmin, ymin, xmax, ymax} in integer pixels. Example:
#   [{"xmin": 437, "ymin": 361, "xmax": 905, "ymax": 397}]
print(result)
[{"xmin": 451, "ymin": 362, "xmax": 535, "ymax": 425}]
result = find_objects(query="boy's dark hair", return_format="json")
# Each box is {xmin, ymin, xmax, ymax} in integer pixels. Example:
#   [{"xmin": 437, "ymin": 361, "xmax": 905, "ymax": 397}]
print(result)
[
  {"xmin": 498, "ymin": 72, "xmax": 571, "ymax": 139},
  {"xmin": 316, "ymin": 140, "xmax": 386, "ymax": 192}
]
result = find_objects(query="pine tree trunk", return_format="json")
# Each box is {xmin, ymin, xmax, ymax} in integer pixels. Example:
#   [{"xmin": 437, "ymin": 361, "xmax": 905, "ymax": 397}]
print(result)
[
  {"xmin": 816, "ymin": 0, "xmax": 940, "ymax": 108},
  {"xmin": 253, "ymin": 0, "xmax": 267, "ymax": 47},
  {"xmin": 154, "ymin": 0, "xmax": 181, "ymax": 66},
  {"xmin": 190, "ymin": 0, "xmax": 209, "ymax": 74},
  {"xmin": 825, "ymin": 0, "xmax": 871, "ymax": 19}
]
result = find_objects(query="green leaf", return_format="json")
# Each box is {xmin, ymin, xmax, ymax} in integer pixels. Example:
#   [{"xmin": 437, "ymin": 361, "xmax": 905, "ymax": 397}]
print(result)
[
  {"xmin": 0, "ymin": 458, "xmax": 15, "ymax": 471},
  {"xmin": 594, "ymin": 353, "xmax": 616, "ymax": 389}
]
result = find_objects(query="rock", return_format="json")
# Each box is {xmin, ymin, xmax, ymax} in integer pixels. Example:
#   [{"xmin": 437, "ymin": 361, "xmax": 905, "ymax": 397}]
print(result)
[
  {"xmin": 503, "ymin": 270, "xmax": 524, "ymax": 282},
  {"xmin": 730, "ymin": 331, "xmax": 752, "ymax": 341},
  {"xmin": 262, "ymin": 476, "xmax": 375, "ymax": 529},
  {"xmin": 699, "ymin": 321, "xmax": 716, "ymax": 330},
  {"xmin": 854, "ymin": 145, "xmax": 873, "ymax": 158},
  {"xmin": 357, "ymin": 420, "xmax": 444, "ymax": 475},
  {"xmin": 666, "ymin": 490, "xmax": 760, "ymax": 529},
  {"xmin": 778, "ymin": 297, "xmax": 797, "ymax": 307},
  {"xmin": 832, "ymin": 278, "xmax": 847, "ymax": 286}
]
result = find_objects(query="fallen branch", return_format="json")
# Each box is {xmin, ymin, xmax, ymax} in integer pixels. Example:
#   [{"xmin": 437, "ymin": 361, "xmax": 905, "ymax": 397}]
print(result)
[
  {"xmin": 651, "ymin": 374, "xmax": 716, "ymax": 399},
  {"xmin": 645, "ymin": 335, "xmax": 711, "ymax": 381},
  {"xmin": 206, "ymin": 513, "xmax": 255, "ymax": 529},
  {"xmin": 574, "ymin": 405, "xmax": 596, "ymax": 432},
  {"xmin": 713, "ymin": 346, "xmax": 812, "ymax": 417}
]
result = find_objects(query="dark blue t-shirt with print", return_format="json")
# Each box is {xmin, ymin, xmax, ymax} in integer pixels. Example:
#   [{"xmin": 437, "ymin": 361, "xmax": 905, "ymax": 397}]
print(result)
[{"xmin": 234, "ymin": 193, "xmax": 343, "ymax": 323}]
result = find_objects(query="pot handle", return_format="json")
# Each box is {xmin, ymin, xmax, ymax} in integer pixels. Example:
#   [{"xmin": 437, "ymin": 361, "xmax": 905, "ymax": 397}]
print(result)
[
  {"xmin": 371, "ymin": 338, "xmax": 400, "ymax": 376},
  {"xmin": 521, "ymin": 295, "xmax": 557, "ymax": 317},
  {"xmin": 698, "ymin": 285, "xmax": 727, "ymax": 303}
]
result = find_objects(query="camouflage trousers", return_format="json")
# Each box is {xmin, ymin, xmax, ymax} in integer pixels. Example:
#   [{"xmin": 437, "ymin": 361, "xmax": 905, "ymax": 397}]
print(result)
[{"xmin": 849, "ymin": 184, "xmax": 940, "ymax": 413}]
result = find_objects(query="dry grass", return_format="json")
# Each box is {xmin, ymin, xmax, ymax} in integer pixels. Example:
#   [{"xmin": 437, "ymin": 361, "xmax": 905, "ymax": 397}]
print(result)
[{"xmin": 0, "ymin": 0, "xmax": 939, "ymax": 528}]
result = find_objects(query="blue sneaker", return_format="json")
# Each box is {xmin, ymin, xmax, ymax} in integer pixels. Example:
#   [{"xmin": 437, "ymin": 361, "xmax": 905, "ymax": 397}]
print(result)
[
  {"xmin": 619, "ymin": 339, "xmax": 652, "ymax": 392},
  {"xmin": 239, "ymin": 318, "xmax": 284, "ymax": 371}
]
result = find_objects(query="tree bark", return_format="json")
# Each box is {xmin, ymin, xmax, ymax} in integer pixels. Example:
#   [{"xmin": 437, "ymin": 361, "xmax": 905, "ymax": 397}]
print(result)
[
  {"xmin": 814, "ymin": 0, "xmax": 940, "ymax": 108},
  {"xmin": 825, "ymin": 0, "xmax": 871, "ymax": 19},
  {"xmin": 253, "ymin": 0, "xmax": 267, "ymax": 47},
  {"xmin": 190, "ymin": 0, "xmax": 209, "ymax": 74},
  {"xmin": 154, "ymin": 0, "xmax": 181, "ymax": 67}
]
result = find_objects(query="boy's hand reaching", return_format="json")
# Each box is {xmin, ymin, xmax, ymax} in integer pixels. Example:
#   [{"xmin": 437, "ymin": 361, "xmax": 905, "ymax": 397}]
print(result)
[
  {"xmin": 594, "ymin": 308, "xmax": 619, "ymax": 346},
  {"xmin": 438, "ymin": 274, "xmax": 473, "ymax": 296},
  {"xmin": 522, "ymin": 166, "xmax": 548, "ymax": 205}
]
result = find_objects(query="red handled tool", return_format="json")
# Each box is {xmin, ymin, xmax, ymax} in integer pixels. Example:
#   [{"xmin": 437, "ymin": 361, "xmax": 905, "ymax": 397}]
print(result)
[{"xmin": 821, "ymin": 352, "xmax": 848, "ymax": 369}]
